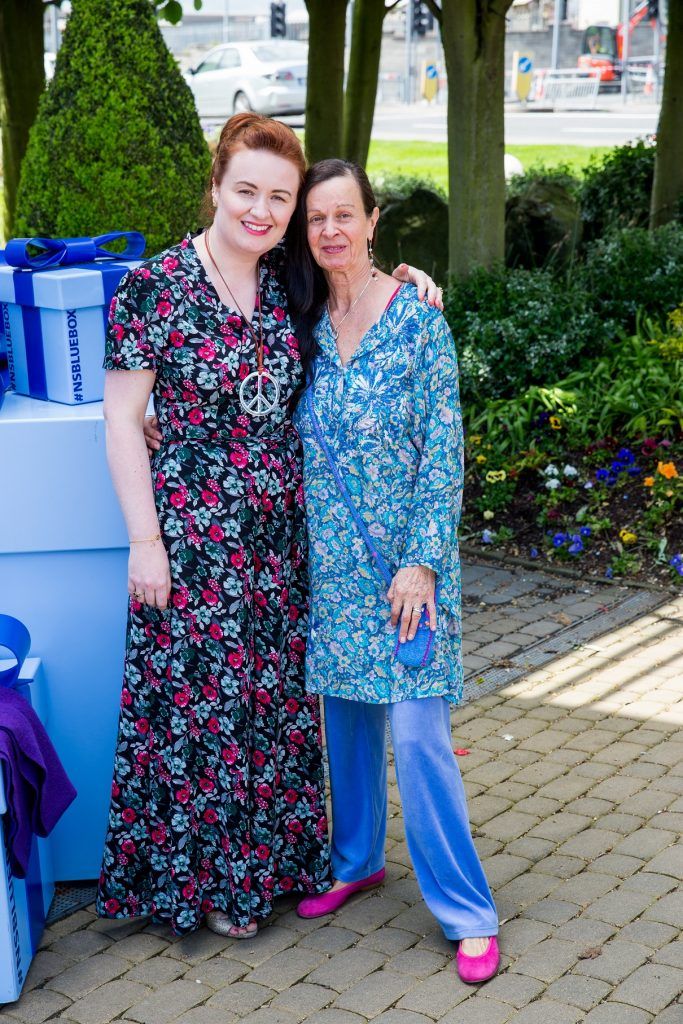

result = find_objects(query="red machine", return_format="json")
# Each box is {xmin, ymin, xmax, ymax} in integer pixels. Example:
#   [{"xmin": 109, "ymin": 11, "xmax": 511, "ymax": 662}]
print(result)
[{"xmin": 578, "ymin": 0, "xmax": 656, "ymax": 82}]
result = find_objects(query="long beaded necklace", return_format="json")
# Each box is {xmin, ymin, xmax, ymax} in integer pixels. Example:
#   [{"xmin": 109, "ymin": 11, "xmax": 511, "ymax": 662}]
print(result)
[
  {"xmin": 205, "ymin": 227, "xmax": 281, "ymax": 418},
  {"xmin": 327, "ymin": 269, "xmax": 375, "ymax": 341}
]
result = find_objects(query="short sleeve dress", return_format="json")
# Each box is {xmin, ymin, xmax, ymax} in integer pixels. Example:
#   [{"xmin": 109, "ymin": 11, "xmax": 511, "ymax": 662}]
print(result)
[{"xmin": 96, "ymin": 237, "xmax": 330, "ymax": 935}]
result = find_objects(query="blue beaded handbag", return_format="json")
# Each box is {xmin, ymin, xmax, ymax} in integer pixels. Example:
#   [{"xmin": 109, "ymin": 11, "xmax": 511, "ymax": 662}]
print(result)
[{"xmin": 306, "ymin": 388, "xmax": 438, "ymax": 670}]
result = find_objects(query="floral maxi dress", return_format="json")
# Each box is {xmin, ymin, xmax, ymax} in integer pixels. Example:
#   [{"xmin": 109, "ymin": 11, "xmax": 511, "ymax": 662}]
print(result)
[{"xmin": 96, "ymin": 238, "xmax": 330, "ymax": 935}]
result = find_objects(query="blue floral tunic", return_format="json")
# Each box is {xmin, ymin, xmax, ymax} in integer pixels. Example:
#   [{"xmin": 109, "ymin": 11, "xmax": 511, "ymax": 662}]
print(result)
[{"xmin": 293, "ymin": 284, "xmax": 464, "ymax": 705}]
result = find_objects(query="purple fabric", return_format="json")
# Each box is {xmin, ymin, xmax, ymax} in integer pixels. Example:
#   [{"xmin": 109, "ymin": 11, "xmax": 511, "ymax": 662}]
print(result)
[{"xmin": 0, "ymin": 687, "xmax": 77, "ymax": 878}]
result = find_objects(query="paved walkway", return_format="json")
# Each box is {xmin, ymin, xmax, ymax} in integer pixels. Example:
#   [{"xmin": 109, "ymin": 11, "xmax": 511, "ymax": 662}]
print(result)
[{"xmin": 2, "ymin": 583, "xmax": 681, "ymax": 1024}]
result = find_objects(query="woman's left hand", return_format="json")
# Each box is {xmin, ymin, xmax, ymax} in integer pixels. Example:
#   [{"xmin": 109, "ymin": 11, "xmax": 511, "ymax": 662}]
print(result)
[
  {"xmin": 388, "ymin": 565, "xmax": 437, "ymax": 643},
  {"xmin": 391, "ymin": 263, "xmax": 443, "ymax": 310}
]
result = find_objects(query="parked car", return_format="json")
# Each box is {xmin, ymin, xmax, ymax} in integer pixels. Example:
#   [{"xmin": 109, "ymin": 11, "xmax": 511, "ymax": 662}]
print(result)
[{"xmin": 185, "ymin": 41, "xmax": 307, "ymax": 118}]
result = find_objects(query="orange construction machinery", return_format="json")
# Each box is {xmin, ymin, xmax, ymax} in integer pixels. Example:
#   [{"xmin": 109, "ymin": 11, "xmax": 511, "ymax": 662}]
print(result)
[{"xmin": 578, "ymin": 0, "xmax": 660, "ymax": 82}]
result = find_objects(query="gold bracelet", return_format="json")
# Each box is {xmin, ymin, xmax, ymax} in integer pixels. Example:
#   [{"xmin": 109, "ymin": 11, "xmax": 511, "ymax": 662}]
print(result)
[{"xmin": 129, "ymin": 533, "xmax": 161, "ymax": 544}]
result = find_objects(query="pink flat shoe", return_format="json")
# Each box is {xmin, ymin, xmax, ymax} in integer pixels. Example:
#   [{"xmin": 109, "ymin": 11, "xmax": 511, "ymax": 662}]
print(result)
[
  {"xmin": 297, "ymin": 868, "xmax": 386, "ymax": 919},
  {"xmin": 456, "ymin": 936, "xmax": 500, "ymax": 984}
]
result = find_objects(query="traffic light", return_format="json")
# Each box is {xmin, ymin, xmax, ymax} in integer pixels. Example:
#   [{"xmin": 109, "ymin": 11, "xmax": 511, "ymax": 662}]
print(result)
[
  {"xmin": 270, "ymin": 2, "xmax": 286, "ymax": 38},
  {"xmin": 647, "ymin": 0, "xmax": 659, "ymax": 18},
  {"xmin": 412, "ymin": 0, "xmax": 433, "ymax": 37}
]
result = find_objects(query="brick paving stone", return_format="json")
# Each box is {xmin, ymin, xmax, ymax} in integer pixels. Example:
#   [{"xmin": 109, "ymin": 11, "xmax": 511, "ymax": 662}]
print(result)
[
  {"xmin": 497, "ymin": 921, "xmax": 552, "ymax": 957},
  {"xmin": 573, "ymin": 940, "xmax": 650, "ymax": 984},
  {"xmin": 509, "ymin": 938, "xmax": 582, "ymax": 983},
  {"xmin": 467, "ymin": 796, "xmax": 513, "ymax": 827},
  {"xmin": 642, "ymin": 891, "xmax": 683, "ymax": 928},
  {"xmin": 395, "ymin": 970, "xmax": 470, "ymax": 1019},
  {"xmin": 531, "ymin": 855, "xmax": 586, "ymax": 879},
  {"xmin": 177, "ymin": 962, "xmax": 242, "ymax": 994},
  {"xmin": 545, "ymin": 975, "xmax": 612, "ymax": 1010},
  {"xmin": 505, "ymin": 838, "xmax": 555, "ymax": 862},
  {"xmin": 237, "ymin": 1009, "xmax": 299, "ymax": 1024},
  {"xmin": 371, "ymin": 1012, "xmax": 436, "ymax": 1024},
  {"xmin": 358, "ymin": 928, "xmax": 418, "ymax": 956},
  {"xmin": 307, "ymin": 949, "xmax": 386, "ymax": 992},
  {"xmin": 596, "ymin": 812, "xmax": 644, "ymax": 834},
  {"xmin": 493, "ymin": 873, "xmax": 558, "ymax": 912},
  {"xmin": 23, "ymin": 951, "xmax": 76, "ymax": 992},
  {"xmin": 335, "ymin": 971, "xmax": 416, "ymax": 1018},
  {"xmin": 483, "ymin": 811, "xmax": 540, "ymax": 843},
  {"xmin": 125, "ymin": 981, "xmax": 213, "ymax": 1024},
  {"xmin": 617, "ymin": 917, "xmax": 679, "ymax": 951},
  {"xmin": 622, "ymin": 871, "xmax": 678, "ymax": 897},
  {"xmin": 1, "ymin": 989, "xmax": 72, "ymax": 1024},
  {"xmin": 526, "ymin": 813, "xmax": 593, "ymax": 843},
  {"xmin": 172, "ymin": 1008, "xmax": 237, "ymax": 1024},
  {"xmin": 303, "ymin": 1010, "xmax": 369, "ymax": 1024},
  {"xmin": 38, "ymin": 912, "xmax": 96, "ymax": 948},
  {"xmin": 563, "ymin": 797, "xmax": 614, "ymax": 817},
  {"xmin": 109, "ymin": 935, "xmax": 169, "ymax": 964},
  {"xmin": 610, "ymin": 963, "xmax": 683, "ymax": 1014},
  {"xmin": 645, "ymin": 845, "xmax": 683, "ymax": 879},
  {"xmin": 300, "ymin": 928, "xmax": 360, "ymax": 955},
  {"xmin": 388, "ymin": 904, "xmax": 437, "ymax": 937},
  {"xmin": 551, "ymin": 874, "xmax": 621, "ymax": 908},
  {"xmin": 588, "ymin": 853, "xmax": 644, "ymax": 878},
  {"xmin": 478, "ymin": 972, "xmax": 545, "ymax": 1008},
  {"xmin": 205, "ymin": 981, "xmax": 274, "ymax": 1015},
  {"xmin": 220, "ymin": 925, "xmax": 299, "ymax": 966},
  {"xmin": 557, "ymin": 830, "xmax": 622, "ymax": 861},
  {"xmin": 331, "ymin": 896, "xmax": 408, "ymax": 935},
  {"xmin": 498, "ymin": 1000, "xmax": 583, "ymax": 1024},
  {"xmin": 581, "ymin": 1006, "xmax": 654, "ymax": 1024},
  {"xmin": 246, "ymin": 947, "xmax": 326, "ymax": 992},
  {"xmin": 480, "ymin": 854, "xmax": 531, "ymax": 888},
  {"xmin": 123, "ymin": 959, "xmax": 187, "ymax": 988},
  {"xmin": 49, "ymin": 932, "xmax": 113, "ymax": 961},
  {"xmin": 162, "ymin": 931, "xmax": 230, "ymax": 965},
  {"xmin": 46, "ymin": 955, "xmax": 131, "ymax": 1000},
  {"xmin": 523, "ymin": 899, "xmax": 580, "ymax": 925},
  {"xmin": 440, "ymin": 999, "xmax": 514, "ymax": 1024},
  {"xmin": 387, "ymin": 950, "xmax": 447, "ymax": 978},
  {"xmin": 270, "ymin": 982, "xmax": 336, "ymax": 1018},
  {"xmin": 654, "ymin": 940, "xmax": 683, "ymax": 968},
  {"xmin": 650, "ymin": 1006, "xmax": 683, "ymax": 1024},
  {"xmin": 61, "ymin": 980, "xmax": 151, "ymax": 1024}
]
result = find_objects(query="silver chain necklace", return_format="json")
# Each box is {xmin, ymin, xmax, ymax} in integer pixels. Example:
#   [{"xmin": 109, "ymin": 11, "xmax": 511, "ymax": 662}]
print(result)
[{"xmin": 327, "ymin": 271, "xmax": 375, "ymax": 341}]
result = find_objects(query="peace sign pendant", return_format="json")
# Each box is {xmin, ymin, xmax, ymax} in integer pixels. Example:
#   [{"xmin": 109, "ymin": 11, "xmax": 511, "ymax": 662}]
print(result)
[{"xmin": 239, "ymin": 370, "xmax": 281, "ymax": 418}]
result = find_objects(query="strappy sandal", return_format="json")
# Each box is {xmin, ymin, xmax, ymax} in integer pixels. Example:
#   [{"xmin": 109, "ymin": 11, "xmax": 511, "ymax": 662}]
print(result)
[{"xmin": 206, "ymin": 911, "xmax": 258, "ymax": 939}]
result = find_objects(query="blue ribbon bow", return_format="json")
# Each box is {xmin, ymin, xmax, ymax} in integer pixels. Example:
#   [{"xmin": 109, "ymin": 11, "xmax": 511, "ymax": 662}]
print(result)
[
  {"xmin": 5, "ymin": 231, "xmax": 146, "ymax": 270},
  {"xmin": 0, "ymin": 614, "xmax": 31, "ymax": 689}
]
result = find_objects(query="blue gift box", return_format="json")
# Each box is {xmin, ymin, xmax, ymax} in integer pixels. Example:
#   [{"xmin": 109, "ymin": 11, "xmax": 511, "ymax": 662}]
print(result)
[
  {"xmin": 0, "ymin": 233, "xmax": 145, "ymax": 406},
  {"xmin": 0, "ymin": 656, "xmax": 55, "ymax": 1004}
]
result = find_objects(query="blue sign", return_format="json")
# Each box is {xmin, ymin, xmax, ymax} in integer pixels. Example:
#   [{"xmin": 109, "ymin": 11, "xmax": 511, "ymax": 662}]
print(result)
[
  {"xmin": 425, "ymin": 64, "xmax": 438, "ymax": 79},
  {"xmin": 518, "ymin": 56, "xmax": 533, "ymax": 74}
]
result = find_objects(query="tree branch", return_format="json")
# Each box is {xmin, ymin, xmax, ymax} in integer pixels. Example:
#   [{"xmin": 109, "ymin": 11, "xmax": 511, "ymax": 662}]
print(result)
[{"xmin": 424, "ymin": 0, "xmax": 442, "ymax": 23}]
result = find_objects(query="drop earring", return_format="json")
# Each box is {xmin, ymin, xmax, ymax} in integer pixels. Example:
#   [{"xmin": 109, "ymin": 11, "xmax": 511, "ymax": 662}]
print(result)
[{"xmin": 368, "ymin": 239, "xmax": 378, "ymax": 278}]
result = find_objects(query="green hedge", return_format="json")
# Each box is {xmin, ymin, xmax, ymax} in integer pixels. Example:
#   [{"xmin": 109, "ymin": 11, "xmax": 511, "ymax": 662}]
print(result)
[{"xmin": 15, "ymin": 0, "xmax": 210, "ymax": 256}]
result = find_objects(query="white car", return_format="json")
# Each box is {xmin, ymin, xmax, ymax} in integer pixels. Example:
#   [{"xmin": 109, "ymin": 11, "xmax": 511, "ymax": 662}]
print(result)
[{"xmin": 185, "ymin": 41, "xmax": 307, "ymax": 118}]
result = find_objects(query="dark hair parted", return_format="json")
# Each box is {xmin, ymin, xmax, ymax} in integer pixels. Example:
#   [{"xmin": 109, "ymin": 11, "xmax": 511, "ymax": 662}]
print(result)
[
  {"xmin": 200, "ymin": 112, "xmax": 307, "ymax": 224},
  {"xmin": 286, "ymin": 159, "xmax": 378, "ymax": 406}
]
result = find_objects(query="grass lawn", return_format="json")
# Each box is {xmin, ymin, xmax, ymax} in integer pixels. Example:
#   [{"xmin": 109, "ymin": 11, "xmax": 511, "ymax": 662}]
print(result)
[{"xmin": 366, "ymin": 140, "xmax": 612, "ymax": 192}]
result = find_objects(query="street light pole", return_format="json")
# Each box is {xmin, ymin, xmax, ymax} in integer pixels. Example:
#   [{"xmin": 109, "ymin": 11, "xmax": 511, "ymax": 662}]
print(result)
[
  {"xmin": 621, "ymin": 0, "xmax": 630, "ymax": 104},
  {"xmin": 550, "ymin": 0, "xmax": 561, "ymax": 69},
  {"xmin": 404, "ymin": 0, "xmax": 413, "ymax": 103}
]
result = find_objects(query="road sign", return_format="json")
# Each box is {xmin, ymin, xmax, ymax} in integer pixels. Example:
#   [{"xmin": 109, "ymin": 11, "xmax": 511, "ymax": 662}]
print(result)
[
  {"xmin": 421, "ymin": 62, "xmax": 439, "ymax": 102},
  {"xmin": 512, "ymin": 50, "xmax": 534, "ymax": 102}
]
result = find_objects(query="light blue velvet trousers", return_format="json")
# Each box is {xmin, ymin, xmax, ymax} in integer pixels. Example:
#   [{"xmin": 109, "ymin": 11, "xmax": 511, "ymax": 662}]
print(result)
[{"xmin": 323, "ymin": 695, "xmax": 499, "ymax": 940}]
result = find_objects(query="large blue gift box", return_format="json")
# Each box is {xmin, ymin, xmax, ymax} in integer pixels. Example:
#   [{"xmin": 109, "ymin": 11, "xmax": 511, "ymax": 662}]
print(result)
[
  {"xmin": 0, "ymin": 656, "xmax": 55, "ymax": 1004},
  {"xmin": 0, "ymin": 233, "xmax": 144, "ymax": 406}
]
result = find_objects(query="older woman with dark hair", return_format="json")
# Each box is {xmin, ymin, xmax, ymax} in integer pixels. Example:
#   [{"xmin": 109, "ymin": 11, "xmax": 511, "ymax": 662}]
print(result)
[{"xmin": 289, "ymin": 160, "xmax": 500, "ymax": 984}]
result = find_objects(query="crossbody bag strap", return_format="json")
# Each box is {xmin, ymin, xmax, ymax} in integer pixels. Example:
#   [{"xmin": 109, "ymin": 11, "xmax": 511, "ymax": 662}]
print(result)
[{"xmin": 306, "ymin": 387, "xmax": 394, "ymax": 589}]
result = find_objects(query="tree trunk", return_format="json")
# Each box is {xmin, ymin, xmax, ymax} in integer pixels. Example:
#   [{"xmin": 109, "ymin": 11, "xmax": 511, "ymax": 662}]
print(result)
[
  {"xmin": 0, "ymin": 0, "xmax": 45, "ymax": 238},
  {"xmin": 650, "ymin": 0, "xmax": 683, "ymax": 228},
  {"xmin": 440, "ymin": 0, "xmax": 512, "ymax": 279},
  {"xmin": 343, "ymin": 0, "xmax": 386, "ymax": 167},
  {"xmin": 304, "ymin": 0, "xmax": 348, "ymax": 164}
]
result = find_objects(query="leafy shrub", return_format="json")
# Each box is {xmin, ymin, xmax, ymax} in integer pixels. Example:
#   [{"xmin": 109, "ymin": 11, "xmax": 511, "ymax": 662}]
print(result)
[
  {"xmin": 505, "ymin": 175, "xmax": 582, "ymax": 271},
  {"xmin": 374, "ymin": 182, "xmax": 448, "ymax": 284},
  {"xmin": 579, "ymin": 140, "xmax": 656, "ymax": 242},
  {"xmin": 579, "ymin": 223, "xmax": 683, "ymax": 335},
  {"xmin": 15, "ymin": 0, "xmax": 211, "ymax": 256},
  {"xmin": 444, "ymin": 266, "xmax": 601, "ymax": 407}
]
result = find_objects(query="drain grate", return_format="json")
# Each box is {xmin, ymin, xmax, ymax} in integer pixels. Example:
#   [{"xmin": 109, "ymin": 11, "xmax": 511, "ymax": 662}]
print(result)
[
  {"xmin": 47, "ymin": 881, "xmax": 98, "ymax": 924},
  {"xmin": 462, "ymin": 587, "xmax": 666, "ymax": 704}
]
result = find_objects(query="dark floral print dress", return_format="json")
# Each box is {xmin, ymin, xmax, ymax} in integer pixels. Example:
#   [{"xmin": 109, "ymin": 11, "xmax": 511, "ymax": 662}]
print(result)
[{"xmin": 96, "ymin": 237, "xmax": 330, "ymax": 935}]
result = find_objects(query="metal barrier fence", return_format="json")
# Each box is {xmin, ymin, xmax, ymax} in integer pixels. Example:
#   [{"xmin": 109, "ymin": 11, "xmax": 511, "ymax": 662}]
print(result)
[{"xmin": 531, "ymin": 68, "xmax": 601, "ymax": 109}]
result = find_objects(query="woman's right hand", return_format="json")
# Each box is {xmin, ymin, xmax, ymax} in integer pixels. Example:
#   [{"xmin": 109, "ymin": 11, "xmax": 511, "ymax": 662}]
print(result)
[
  {"xmin": 128, "ymin": 539, "xmax": 172, "ymax": 610},
  {"xmin": 143, "ymin": 415, "xmax": 163, "ymax": 456}
]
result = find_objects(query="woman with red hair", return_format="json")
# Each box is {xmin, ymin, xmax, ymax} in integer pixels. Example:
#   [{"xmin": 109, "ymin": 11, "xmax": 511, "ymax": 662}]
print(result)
[{"xmin": 97, "ymin": 114, "xmax": 438, "ymax": 938}]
